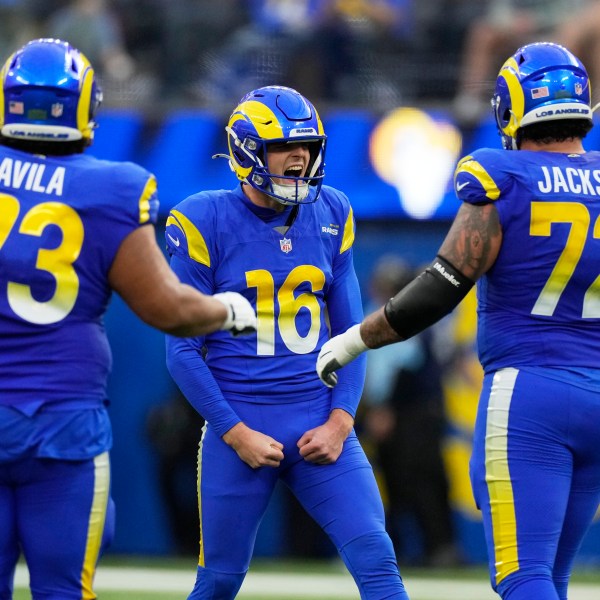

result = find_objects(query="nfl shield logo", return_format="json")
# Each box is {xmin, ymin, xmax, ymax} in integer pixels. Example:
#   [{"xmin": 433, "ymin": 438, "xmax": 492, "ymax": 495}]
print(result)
[
  {"xmin": 280, "ymin": 237, "xmax": 292, "ymax": 253},
  {"xmin": 575, "ymin": 82, "xmax": 583, "ymax": 95},
  {"xmin": 51, "ymin": 103, "xmax": 64, "ymax": 118}
]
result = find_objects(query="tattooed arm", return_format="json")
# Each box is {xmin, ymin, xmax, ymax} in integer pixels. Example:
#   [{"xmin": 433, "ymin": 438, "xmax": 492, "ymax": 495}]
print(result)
[
  {"xmin": 361, "ymin": 202, "xmax": 501, "ymax": 344},
  {"xmin": 438, "ymin": 202, "xmax": 502, "ymax": 281},
  {"xmin": 316, "ymin": 203, "xmax": 502, "ymax": 387}
]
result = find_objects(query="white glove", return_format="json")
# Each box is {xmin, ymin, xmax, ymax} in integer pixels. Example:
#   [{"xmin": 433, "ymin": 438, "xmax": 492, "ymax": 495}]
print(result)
[
  {"xmin": 213, "ymin": 292, "xmax": 257, "ymax": 336},
  {"xmin": 316, "ymin": 324, "xmax": 368, "ymax": 388}
]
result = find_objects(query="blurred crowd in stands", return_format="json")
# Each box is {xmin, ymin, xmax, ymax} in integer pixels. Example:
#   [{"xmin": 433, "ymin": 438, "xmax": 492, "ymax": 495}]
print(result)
[{"xmin": 5, "ymin": 0, "xmax": 600, "ymax": 122}]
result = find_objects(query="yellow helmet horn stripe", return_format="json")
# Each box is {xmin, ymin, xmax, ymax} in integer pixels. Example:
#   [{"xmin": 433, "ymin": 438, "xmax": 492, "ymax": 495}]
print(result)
[
  {"xmin": 236, "ymin": 100, "xmax": 284, "ymax": 140},
  {"xmin": 0, "ymin": 52, "xmax": 15, "ymax": 129},
  {"xmin": 498, "ymin": 57, "xmax": 525, "ymax": 139},
  {"xmin": 76, "ymin": 52, "xmax": 95, "ymax": 140},
  {"xmin": 227, "ymin": 113, "xmax": 253, "ymax": 180},
  {"xmin": 315, "ymin": 112, "xmax": 325, "ymax": 136},
  {"xmin": 227, "ymin": 101, "xmax": 285, "ymax": 181}
]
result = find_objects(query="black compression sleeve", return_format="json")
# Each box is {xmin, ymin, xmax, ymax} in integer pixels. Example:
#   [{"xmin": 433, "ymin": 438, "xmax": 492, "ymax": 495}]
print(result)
[{"xmin": 383, "ymin": 255, "xmax": 474, "ymax": 340}]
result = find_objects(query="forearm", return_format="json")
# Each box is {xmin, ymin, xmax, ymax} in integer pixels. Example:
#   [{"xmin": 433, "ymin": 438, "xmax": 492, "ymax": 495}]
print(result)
[
  {"xmin": 317, "ymin": 257, "xmax": 473, "ymax": 388},
  {"xmin": 317, "ymin": 202, "xmax": 500, "ymax": 388},
  {"xmin": 110, "ymin": 226, "xmax": 229, "ymax": 336},
  {"xmin": 166, "ymin": 337, "xmax": 241, "ymax": 436},
  {"xmin": 153, "ymin": 283, "xmax": 229, "ymax": 336},
  {"xmin": 158, "ymin": 254, "xmax": 256, "ymax": 337},
  {"xmin": 359, "ymin": 306, "xmax": 403, "ymax": 349},
  {"xmin": 380, "ymin": 256, "xmax": 474, "ymax": 342},
  {"xmin": 326, "ymin": 256, "xmax": 368, "ymax": 413},
  {"xmin": 371, "ymin": 201, "xmax": 500, "ymax": 342},
  {"xmin": 328, "ymin": 408, "xmax": 354, "ymax": 438},
  {"xmin": 330, "ymin": 350, "xmax": 366, "ymax": 417}
]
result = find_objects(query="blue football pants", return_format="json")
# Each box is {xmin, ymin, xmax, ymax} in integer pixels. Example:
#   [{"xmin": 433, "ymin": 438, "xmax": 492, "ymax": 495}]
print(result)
[
  {"xmin": 0, "ymin": 452, "xmax": 114, "ymax": 599},
  {"xmin": 471, "ymin": 368, "xmax": 600, "ymax": 600},
  {"xmin": 188, "ymin": 397, "xmax": 409, "ymax": 599}
]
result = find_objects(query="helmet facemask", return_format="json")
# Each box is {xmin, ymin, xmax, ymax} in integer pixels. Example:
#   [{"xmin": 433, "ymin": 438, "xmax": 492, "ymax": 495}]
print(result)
[{"xmin": 244, "ymin": 135, "xmax": 324, "ymax": 205}]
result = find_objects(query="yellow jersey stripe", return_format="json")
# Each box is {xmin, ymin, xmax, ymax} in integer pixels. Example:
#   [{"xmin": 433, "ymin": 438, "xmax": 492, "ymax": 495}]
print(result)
[
  {"xmin": 197, "ymin": 424, "xmax": 207, "ymax": 567},
  {"xmin": 486, "ymin": 368, "xmax": 519, "ymax": 585},
  {"xmin": 81, "ymin": 452, "xmax": 110, "ymax": 599}
]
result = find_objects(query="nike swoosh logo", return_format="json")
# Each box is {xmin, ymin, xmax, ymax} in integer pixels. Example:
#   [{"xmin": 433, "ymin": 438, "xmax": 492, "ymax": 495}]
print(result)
[
  {"xmin": 167, "ymin": 233, "xmax": 180, "ymax": 247},
  {"xmin": 456, "ymin": 181, "xmax": 470, "ymax": 191}
]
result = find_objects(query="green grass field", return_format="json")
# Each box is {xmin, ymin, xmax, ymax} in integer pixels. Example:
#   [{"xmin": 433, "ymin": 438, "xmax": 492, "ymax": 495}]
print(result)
[
  {"xmin": 14, "ymin": 595, "xmax": 355, "ymax": 600},
  {"xmin": 13, "ymin": 595, "xmax": 342, "ymax": 600},
  {"xmin": 11, "ymin": 557, "xmax": 600, "ymax": 600}
]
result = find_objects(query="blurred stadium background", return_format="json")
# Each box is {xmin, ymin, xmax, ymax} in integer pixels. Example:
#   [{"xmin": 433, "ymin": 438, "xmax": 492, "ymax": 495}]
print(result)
[{"xmin": 7, "ymin": 0, "xmax": 600, "ymax": 591}]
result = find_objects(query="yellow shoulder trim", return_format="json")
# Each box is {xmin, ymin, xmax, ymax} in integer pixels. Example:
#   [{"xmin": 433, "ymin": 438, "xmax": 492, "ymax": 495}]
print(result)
[
  {"xmin": 455, "ymin": 158, "xmax": 501, "ymax": 201},
  {"xmin": 340, "ymin": 206, "xmax": 355, "ymax": 254},
  {"xmin": 138, "ymin": 176, "xmax": 157, "ymax": 224},
  {"xmin": 169, "ymin": 209, "xmax": 211, "ymax": 267}
]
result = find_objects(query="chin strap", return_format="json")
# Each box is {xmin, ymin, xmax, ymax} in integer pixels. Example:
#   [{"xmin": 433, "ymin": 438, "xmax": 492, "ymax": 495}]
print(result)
[{"xmin": 271, "ymin": 180, "xmax": 309, "ymax": 203}]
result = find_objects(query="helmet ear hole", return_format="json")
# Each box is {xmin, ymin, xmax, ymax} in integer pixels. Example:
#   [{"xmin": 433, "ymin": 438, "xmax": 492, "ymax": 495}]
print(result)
[{"xmin": 232, "ymin": 147, "xmax": 248, "ymax": 166}]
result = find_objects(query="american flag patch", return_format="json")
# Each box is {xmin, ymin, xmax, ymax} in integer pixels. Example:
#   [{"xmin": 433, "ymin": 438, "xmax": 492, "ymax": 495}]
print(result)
[
  {"xmin": 9, "ymin": 101, "xmax": 24, "ymax": 114},
  {"xmin": 531, "ymin": 86, "xmax": 550, "ymax": 99}
]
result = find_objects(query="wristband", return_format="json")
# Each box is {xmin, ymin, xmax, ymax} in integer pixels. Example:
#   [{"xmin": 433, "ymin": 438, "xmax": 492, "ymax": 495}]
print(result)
[{"xmin": 341, "ymin": 323, "xmax": 369, "ymax": 358}]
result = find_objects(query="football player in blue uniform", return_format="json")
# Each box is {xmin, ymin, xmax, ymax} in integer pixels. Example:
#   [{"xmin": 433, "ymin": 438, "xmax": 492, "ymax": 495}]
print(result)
[
  {"xmin": 0, "ymin": 39, "xmax": 256, "ymax": 600},
  {"xmin": 165, "ymin": 85, "xmax": 409, "ymax": 599},
  {"xmin": 317, "ymin": 42, "xmax": 600, "ymax": 600}
]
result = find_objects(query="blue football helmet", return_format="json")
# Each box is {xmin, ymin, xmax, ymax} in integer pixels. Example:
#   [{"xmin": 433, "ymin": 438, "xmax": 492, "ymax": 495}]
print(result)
[
  {"xmin": 0, "ymin": 38, "xmax": 102, "ymax": 143},
  {"xmin": 220, "ymin": 85, "xmax": 326, "ymax": 205},
  {"xmin": 492, "ymin": 42, "xmax": 592, "ymax": 150}
]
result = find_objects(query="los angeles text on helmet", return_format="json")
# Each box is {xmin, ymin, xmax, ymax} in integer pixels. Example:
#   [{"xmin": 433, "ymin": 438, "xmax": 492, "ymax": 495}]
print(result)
[
  {"xmin": 534, "ymin": 107, "xmax": 590, "ymax": 118},
  {"xmin": 6, "ymin": 129, "xmax": 71, "ymax": 140}
]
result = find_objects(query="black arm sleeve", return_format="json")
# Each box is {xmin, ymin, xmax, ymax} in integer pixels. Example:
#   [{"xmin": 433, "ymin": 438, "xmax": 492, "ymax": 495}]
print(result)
[{"xmin": 383, "ymin": 255, "xmax": 475, "ymax": 340}]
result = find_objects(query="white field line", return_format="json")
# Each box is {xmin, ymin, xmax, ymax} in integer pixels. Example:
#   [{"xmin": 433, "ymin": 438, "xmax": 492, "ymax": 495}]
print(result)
[{"xmin": 13, "ymin": 565, "xmax": 600, "ymax": 599}]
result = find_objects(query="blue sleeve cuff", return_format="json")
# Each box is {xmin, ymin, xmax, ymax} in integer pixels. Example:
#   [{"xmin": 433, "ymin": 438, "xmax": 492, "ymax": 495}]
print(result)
[{"xmin": 330, "ymin": 352, "xmax": 367, "ymax": 418}]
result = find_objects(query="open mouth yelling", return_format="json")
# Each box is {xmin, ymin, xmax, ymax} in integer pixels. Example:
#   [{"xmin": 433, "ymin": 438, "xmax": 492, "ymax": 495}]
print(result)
[{"xmin": 283, "ymin": 165, "xmax": 304, "ymax": 182}]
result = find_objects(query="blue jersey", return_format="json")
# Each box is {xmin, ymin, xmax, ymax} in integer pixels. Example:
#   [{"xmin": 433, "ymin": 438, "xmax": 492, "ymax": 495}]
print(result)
[
  {"xmin": 165, "ymin": 184, "xmax": 366, "ymax": 437},
  {"xmin": 455, "ymin": 148, "xmax": 600, "ymax": 378},
  {"xmin": 0, "ymin": 145, "xmax": 157, "ymax": 417}
]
